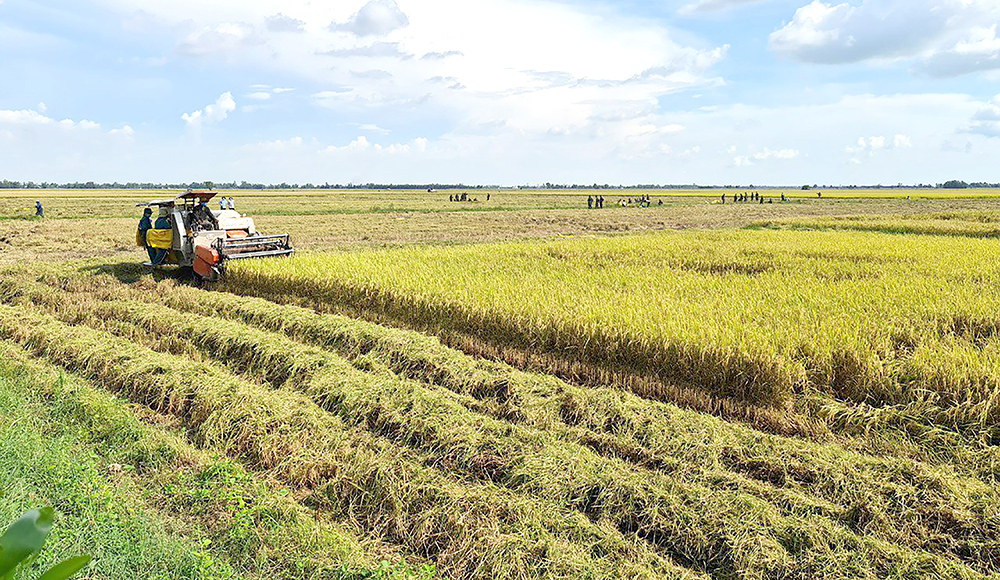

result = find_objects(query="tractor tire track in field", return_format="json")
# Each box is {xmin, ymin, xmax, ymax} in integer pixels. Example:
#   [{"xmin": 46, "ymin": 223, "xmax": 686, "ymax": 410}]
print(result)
[{"xmin": 4, "ymin": 268, "xmax": 1000, "ymax": 578}]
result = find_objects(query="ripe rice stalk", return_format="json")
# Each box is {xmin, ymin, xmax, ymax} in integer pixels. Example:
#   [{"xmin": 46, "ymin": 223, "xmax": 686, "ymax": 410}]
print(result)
[
  {"xmin": 223, "ymin": 229, "xmax": 1000, "ymax": 430},
  {"xmin": 0, "ymin": 303, "xmax": 701, "ymax": 580},
  {"xmin": 12, "ymin": 271, "xmax": 1000, "ymax": 565},
  {"xmin": 10, "ymin": 278, "xmax": 999, "ymax": 577}
]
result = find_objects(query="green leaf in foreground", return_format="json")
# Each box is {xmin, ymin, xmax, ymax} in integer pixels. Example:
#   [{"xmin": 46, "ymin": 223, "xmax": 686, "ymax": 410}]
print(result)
[
  {"xmin": 38, "ymin": 556, "xmax": 92, "ymax": 580},
  {"xmin": 0, "ymin": 507, "xmax": 55, "ymax": 578}
]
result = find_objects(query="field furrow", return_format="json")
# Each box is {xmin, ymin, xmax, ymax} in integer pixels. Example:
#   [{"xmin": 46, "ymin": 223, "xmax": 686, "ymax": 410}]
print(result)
[
  {"xmin": 0, "ymin": 340, "xmax": 404, "ymax": 580},
  {"xmin": 6, "ymin": 271, "xmax": 1000, "ymax": 576},
  {"xmin": 0, "ymin": 302, "xmax": 702, "ymax": 580}
]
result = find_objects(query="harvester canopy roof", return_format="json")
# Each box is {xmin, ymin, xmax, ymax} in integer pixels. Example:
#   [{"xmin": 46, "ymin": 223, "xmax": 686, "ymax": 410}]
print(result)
[{"xmin": 137, "ymin": 189, "xmax": 219, "ymax": 208}]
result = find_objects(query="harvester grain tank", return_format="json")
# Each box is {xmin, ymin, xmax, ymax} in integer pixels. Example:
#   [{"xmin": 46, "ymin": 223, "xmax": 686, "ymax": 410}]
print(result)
[{"xmin": 137, "ymin": 189, "xmax": 293, "ymax": 281}]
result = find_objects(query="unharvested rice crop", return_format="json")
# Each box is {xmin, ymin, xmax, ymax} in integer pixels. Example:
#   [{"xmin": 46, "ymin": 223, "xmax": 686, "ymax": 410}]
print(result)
[{"xmin": 226, "ymin": 229, "xmax": 1000, "ymax": 439}]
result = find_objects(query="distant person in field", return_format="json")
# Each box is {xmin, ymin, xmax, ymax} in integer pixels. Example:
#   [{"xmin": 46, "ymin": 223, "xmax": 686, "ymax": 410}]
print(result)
[
  {"xmin": 588, "ymin": 195, "xmax": 593, "ymax": 209},
  {"xmin": 781, "ymin": 193, "xmax": 787, "ymax": 201},
  {"xmin": 137, "ymin": 207, "xmax": 154, "ymax": 262},
  {"xmin": 228, "ymin": 197, "xmax": 236, "ymax": 210},
  {"xmin": 449, "ymin": 194, "xmax": 453, "ymax": 202},
  {"xmin": 34, "ymin": 200, "xmax": 43, "ymax": 218},
  {"xmin": 219, "ymin": 197, "xmax": 226, "ymax": 210},
  {"xmin": 487, "ymin": 193, "xmax": 490, "ymax": 201}
]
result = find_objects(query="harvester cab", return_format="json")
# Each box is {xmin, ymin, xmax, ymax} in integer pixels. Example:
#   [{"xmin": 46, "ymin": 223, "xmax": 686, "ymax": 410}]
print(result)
[{"xmin": 137, "ymin": 190, "xmax": 293, "ymax": 281}]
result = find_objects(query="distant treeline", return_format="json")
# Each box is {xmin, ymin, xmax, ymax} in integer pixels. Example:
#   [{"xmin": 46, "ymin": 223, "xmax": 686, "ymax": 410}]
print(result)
[{"xmin": 0, "ymin": 180, "xmax": 997, "ymax": 190}]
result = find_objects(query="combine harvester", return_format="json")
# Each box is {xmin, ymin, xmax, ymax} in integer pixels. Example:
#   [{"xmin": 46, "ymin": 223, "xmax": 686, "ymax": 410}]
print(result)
[{"xmin": 138, "ymin": 189, "xmax": 294, "ymax": 281}]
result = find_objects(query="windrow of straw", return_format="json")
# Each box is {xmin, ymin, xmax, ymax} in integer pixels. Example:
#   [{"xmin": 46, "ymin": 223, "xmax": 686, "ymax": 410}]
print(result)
[
  {"xmin": 0, "ymin": 339, "xmax": 396, "ymax": 580},
  {"xmin": 8, "ymin": 275, "xmax": 1000, "ymax": 576},
  {"xmin": 222, "ymin": 230, "xmax": 1000, "ymax": 433},
  {"xmin": 0, "ymin": 303, "xmax": 701, "ymax": 580},
  {"xmin": 16, "ymin": 271, "xmax": 1000, "ymax": 565},
  {"xmin": 122, "ymin": 275, "xmax": 815, "ymax": 436},
  {"xmin": 223, "ymin": 265, "xmax": 801, "ymax": 408}
]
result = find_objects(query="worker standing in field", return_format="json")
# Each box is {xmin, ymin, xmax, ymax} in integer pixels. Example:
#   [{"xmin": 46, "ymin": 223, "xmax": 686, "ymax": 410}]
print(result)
[
  {"xmin": 229, "ymin": 196, "xmax": 236, "ymax": 210},
  {"xmin": 137, "ymin": 207, "xmax": 154, "ymax": 262},
  {"xmin": 34, "ymin": 200, "xmax": 43, "ymax": 218},
  {"xmin": 588, "ymin": 195, "xmax": 594, "ymax": 209},
  {"xmin": 219, "ymin": 197, "xmax": 226, "ymax": 210},
  {"xmin": 149, "ymin": 207, "xmax": 172, "ymax": 266}
]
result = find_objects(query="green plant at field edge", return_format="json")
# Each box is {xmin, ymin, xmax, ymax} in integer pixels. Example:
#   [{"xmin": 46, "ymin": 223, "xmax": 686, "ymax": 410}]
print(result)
[{"xmin": 0, "ymin": 507, "xmax": 90, "ymax": 580}]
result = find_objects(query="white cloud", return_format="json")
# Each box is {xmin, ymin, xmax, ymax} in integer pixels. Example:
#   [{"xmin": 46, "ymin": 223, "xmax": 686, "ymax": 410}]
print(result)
[
  {"xmin": 246, "ymin": 91, "xmax": 272, "ymax": 100},
  {"xmin": 679, "ymin": 0, "xmax": 769, "ymax": 16},
  {"xmin": 770, "ymin": 0, "xmax": 1000, "ymax": 77},
  {"xmin": 265, "ymin": 13, "xmax": 305, "ymax": 33},
  {"xmin": 243, "ymin": 136, "xmax": 304, "ymax": 152},
  {"xmin": 88, "ymin": 0, "xmax": 727, "ymax": 144},
  {"xmin": 733, "ymin": 147, "xmax": 799, "ymax": 166},
  {"xmin": 918, "ymin": 24, "xmax": 1000, "ymax": 77},
  {"xmin": 109, "ymin": 125, "xmax": 135, "ymax": 136},
  {"xmin": 330, "ymin": 0, "xmax": 409, "ymax": 37},
  {"xmin": 321, "ymin": 135, "xmax": 425, "ymax": 155},
  {"xmin": 845, "ymin": 133, "xmax": 914, "ymax": 158},
  {"xmin": 0, "ymin": 109, "xmax": 52, "ymax": 125},
  {"xmin": 177, "ymin": 23, "xmax": 257, "ymax": 57},
  {"xmin": 969, "ymin": 93, "xmax": 1000, "ymax": 137},
  {"xmin": 182, "ymin": 92, "xmax": 236, "ymax": 127}
]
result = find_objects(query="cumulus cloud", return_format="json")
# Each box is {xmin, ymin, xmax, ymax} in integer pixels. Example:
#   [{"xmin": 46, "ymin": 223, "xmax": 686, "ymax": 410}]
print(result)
[
  {"xmin": 917, "ymin": 24, "xmax": 1000, "ymax": 77},
  {"xmin": 969, "ymin": 93, "xmax": 1000, "ymax": 137},
  {"xmin": 330, "ymin": 0, "xmax": 409, "ymax": 37},
  {"xmin": 733, "ymin": 147, "xmax": 799, "ymax": 166},
  {"xmin": 177, "ymin": 23, "xmax": 258, "ymax": 57},
  {"xmin": 109, "ymin": 125, "xmax": 135, "ymax": 136},
  {"xmin": 0, "ymin": 108, "xmax": 52, "ymax": 125},
  {"xmin": 321, "ymin": 135, "xmax": 425, "ymax": 155},
  {"xmin": 265, "ymin": 13, "xmax": 305, "ymax": 33},
  {"xmin": 844, "ymin": 133, "xmax": 914, "ymax": 164},
  {"xmin": 0, "ymin": 106, "xmax": 103, "ymax": 131},
  {"xmin": 421, "ymin": 50, "xmax": 463, "ymax": 60},
  {"xmin": 182, "ymin": 92, "xmax": 236, "ymax": 127},
  {"xmin": 770, "ymin": 0, "xmax": 1000, "ymax": 77},
  {"xmin": 770, "ymin": 0, "xmax": 947, "ymax": 64},
  {"xmin": 243, "ymin": 136, "xmax": 304, "ymax": 152}
]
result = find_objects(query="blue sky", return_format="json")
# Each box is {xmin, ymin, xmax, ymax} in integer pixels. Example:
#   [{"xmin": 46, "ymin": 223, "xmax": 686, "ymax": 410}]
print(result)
[{"xmin": 1, "ymin": 0, "xmax": 999, "ymax": 185}]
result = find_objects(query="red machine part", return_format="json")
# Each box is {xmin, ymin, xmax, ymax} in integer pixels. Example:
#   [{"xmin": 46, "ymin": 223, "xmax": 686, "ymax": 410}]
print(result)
[{"xmin": 193, "ymin": 242, "xmax": 220, "ymax": 280}]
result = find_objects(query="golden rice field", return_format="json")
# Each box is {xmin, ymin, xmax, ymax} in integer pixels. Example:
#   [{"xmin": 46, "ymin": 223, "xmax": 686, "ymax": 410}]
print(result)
[
  {"xmin": 6, "ymin": 192, "xmax": 1000, "ymax": 579},
  {"xmin": 226, "ymin": 229, "xmax": 1000, "ymax": 435}
]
